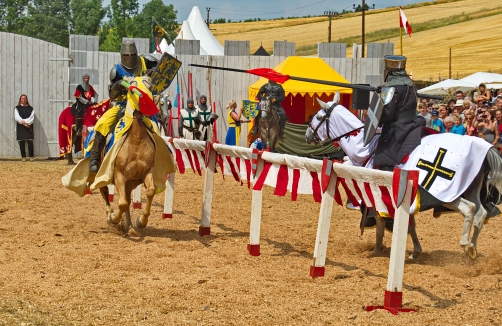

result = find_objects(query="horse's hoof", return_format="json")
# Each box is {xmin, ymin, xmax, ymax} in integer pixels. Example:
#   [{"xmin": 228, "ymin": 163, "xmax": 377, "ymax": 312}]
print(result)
[
  {"xmin": 136, "ymin": 217, "xmax": 148, "ymax": 229},
  {"xmin": 127, "ymin": 228, "xmax": 140, "ymax": 236},
  {"xmin": 107, "ymin": 213, "xmax": 118, "ymax": 226},
  {"xmin": 409, "ymin": 251, "xmax": 421, "ymax": 259},
  {"xmin": 466, "ymin": 246, "xmax": 477, "ymax": 260}
]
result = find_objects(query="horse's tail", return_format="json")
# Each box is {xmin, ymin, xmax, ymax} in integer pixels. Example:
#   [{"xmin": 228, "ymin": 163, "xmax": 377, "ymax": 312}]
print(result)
[{"xmin": 485, "ymin": 147, "xmax": 502, "ymax": 203}]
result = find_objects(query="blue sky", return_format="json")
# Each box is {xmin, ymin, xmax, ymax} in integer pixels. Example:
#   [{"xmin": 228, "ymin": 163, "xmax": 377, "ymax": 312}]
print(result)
[{"xmin": 107, "ymin": 0, "xmax": 422, "ymax": 23}]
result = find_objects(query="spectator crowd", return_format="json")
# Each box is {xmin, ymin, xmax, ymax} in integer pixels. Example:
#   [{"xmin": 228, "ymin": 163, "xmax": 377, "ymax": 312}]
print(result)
[{"xmin": 417, "ymin": 83, "xmax": 502, "ymax": 149}]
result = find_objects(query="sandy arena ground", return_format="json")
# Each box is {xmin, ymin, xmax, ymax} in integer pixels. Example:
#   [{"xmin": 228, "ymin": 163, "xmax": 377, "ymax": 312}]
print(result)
[{"xmin": 0, "ymin": 159, "xmax": 501, "ymax": 325}]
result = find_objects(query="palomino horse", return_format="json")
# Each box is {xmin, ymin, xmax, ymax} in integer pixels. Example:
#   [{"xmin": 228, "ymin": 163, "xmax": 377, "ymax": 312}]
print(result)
[
  {"xmin": 62, "ymin": 77, "xmax": 173, "ymax": 234},
  {"xmin": 107, "ymin": 109, "xmax": 157, "ymax": 231},
  {"xmin": 259, "ymin": 95, "xmax": 281, "ymax": 152},
  {"xmin": 85, "ymin": 76, "xmax": 174, "ymax": 233},
  {"xmin": 305, "ymin": 96, "xmax": 502, "ymax": 259}
]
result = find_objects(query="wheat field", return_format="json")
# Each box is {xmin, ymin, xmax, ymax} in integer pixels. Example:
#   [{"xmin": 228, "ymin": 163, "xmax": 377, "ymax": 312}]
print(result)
[{"xmin": 212, "ymin": 0, "xmax": 502, "ymax": 80}]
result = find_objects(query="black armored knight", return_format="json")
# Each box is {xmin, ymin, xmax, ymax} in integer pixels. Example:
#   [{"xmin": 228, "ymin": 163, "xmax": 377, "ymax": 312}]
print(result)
[
  {"xmin": 373, "ymin": 55, "xmax": 426, "ymax": 171},
  {"xmin": 252, "ymin": 80, "xmax": 288, "ymax": 139}
]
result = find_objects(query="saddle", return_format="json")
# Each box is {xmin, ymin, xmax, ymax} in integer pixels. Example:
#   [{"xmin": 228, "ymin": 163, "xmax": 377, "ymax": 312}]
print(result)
[{"xmin": 71, "ymin": 101, "xmax": 85, "ymax": 118}]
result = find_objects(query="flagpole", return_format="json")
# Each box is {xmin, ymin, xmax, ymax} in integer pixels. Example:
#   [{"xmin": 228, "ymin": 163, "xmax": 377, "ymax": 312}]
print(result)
[
  {"xmin": 399, "ymin": 10, "xmax": 403, "ymax": 55},
  {"xmin": 151, "ymin": 17, "xmax": 154, "ymax": 53}
]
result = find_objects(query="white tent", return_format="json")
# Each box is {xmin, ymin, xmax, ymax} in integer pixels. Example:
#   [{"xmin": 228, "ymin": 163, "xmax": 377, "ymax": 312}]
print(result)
[
  {"xmin": 418, "ymin": 79, "xmax": 477, "ymax": 96},
  {"xmin": 486, "ymin": 82, "xmax": 502, "ymax": 89},
  {"xmin": 157, "ymin": 6, "xmax": 224, "ymax": 56},
  {"xmin": 459, "ymin": 72, "xmax": 502, "ymax": 86}
]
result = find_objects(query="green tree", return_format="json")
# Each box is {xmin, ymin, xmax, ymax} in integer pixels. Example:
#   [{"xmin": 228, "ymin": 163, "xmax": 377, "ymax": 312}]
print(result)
[
  {"xmin": 69, "ymin": 0, "xmax": 107, "ymax": 36},
  {"xmin": 110, "ymin": 0, "xmax": 139, "ymax": 38},
  {"xmin": 99, "ymin": 21, "xmax": 122, "ymax": 51},
  {"xmin": 100, "ymin": 0, "xmax": 138, "ymax": 51},
  {"xmin": 0, "ymin": 0, "xmax": 29, "ymax": 33},
  {"xmin": 354, "ymin": 4, "xmax": 370, "ymax": 12},
  {"xmin": 129, "ymin": 0, "xmax": 177, "ymax": 43},
  {"xmin": 23, "ymin": 0, "xmax": 71, "ymax": 47},
  {"xmin": 213, "ymin": 18, "xmax": 226, "ymax": 24}
]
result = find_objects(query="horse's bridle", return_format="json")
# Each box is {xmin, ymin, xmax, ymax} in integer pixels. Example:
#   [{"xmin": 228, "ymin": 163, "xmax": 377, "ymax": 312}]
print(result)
[
  {"xmin": 307, "ymin": 102, "xmax": 338, "ymax": 145},
  {"xmin": 260, "ymin": 95, "xmax": 275, "ymax": 118},
  {"xmin": 307, "ymin": 102, "xmax": 363, "ymax": 146}
]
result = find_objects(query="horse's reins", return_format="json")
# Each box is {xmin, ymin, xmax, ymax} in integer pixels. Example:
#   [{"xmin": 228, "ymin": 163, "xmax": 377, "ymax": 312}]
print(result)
[
  {"xmin": 309, "ymin": 102, "xmax": 337, "ymax": 145},
  {"xmin": 310, "ymin": 102, "xmax": 363, "ymax": 146}
]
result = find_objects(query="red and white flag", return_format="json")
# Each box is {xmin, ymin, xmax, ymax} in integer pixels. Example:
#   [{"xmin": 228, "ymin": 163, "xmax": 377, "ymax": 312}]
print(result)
[{"xmin": 399, "ymin": 6, "xmax": 412, "ymax": 37}]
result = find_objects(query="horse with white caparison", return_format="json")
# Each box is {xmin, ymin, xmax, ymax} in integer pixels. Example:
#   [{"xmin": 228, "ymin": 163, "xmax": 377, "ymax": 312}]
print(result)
[{"xmin": 305, "ymin": 93, "xmax": 502, "ymax": 259}]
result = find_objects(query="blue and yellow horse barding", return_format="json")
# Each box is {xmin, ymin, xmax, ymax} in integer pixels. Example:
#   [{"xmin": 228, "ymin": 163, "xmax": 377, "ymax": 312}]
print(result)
[{"xmin": 63, "ymin": 76, "xmax": 175, "ymax": 233}]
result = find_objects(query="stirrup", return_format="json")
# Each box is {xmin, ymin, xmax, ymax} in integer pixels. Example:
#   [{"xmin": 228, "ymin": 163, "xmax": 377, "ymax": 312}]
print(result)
[{"xmin": 89, "ymin": 159, "xmax": 99, "ymax": 173}]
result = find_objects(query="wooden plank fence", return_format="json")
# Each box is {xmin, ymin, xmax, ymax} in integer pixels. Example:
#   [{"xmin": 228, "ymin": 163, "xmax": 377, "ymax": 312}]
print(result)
[
  {"xmin": 0, "ymin": 32, "xmax": 392, "ymax": 158},
  {"xmin": 0, "ymin": 32, "xmax": 69, "ymax": 159}
]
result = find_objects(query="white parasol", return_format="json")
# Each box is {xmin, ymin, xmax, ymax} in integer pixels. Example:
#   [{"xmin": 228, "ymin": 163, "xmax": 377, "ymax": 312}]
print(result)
[{"xmin": 418, "ymin": 79, "xmax": 477, "ymax": 96}]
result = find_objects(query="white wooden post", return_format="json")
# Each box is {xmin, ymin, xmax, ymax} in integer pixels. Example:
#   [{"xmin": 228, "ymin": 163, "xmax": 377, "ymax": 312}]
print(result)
[
  {"xmin": 310, "ymin": 166, "xmax": 337, "ymax": 278},
  {"xmin": 385, "ymin": 179, "xmax": 412, "ymax": 302},
  {"xmin": 366, "ymin": 169, "xmax": 418, "ymax": 315},
  {"xmin": 199, "ymin": 144, "xmax": 216, "ymax": 236},
  {"xmin": 107, "ymin": 184, "xmax": 114, "ymax": 202},
  {"xmin": 132, "ymin": 184, "xmax": 142, "ymax": 209},
  {"xmin": 162, "ymin": 172, "xmax": 175, "ymax": 219},
  {"xmin": 248, "ymin": 151, "xmax": 264, "ymax": 256}
]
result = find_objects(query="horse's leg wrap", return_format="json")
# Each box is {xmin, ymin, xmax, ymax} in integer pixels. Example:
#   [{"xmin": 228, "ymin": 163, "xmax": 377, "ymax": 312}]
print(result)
[
  {"xmin": 89, "ymin": 131, "xmax": 106, "ymax": 173},
  {"xmin": 66, "ymin": 153, "xmax": 75, "ymax": 165},
  {"xmin": 279, "ymin": 114, "xmax": 288, "ymax": 139},
  {"xmin": 251, "ymin": 113, "xmax": 261, "ymax": 136},
  {"xmin": 75, "ymin": 118, "xmax": 83, "ymax": 136}
]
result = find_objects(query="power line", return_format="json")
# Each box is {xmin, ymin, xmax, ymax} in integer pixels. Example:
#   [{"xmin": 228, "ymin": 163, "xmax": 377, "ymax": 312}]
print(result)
[{"xmin": 209, "ymin": 0, "xmax": 328, "ymax": 17}]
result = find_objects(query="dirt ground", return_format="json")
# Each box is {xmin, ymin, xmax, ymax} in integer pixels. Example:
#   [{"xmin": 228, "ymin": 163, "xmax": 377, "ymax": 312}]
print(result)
[{"xmin": 1, "ymin": 160, "xmax": 501, "ymax": 325}]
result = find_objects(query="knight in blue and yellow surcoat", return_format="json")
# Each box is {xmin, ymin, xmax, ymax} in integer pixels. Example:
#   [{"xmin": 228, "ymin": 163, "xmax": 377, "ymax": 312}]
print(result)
[{"xmin": 88, "ymin": 40, "xmax": 158, "ymax": 173}]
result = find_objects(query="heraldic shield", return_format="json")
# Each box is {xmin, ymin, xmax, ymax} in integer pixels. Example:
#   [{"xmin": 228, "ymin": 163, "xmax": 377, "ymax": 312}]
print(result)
[
  {"xmin": 150, "ymin": 53, "xmax": 182, "ymax": 96},
  {"xmin": 363, "ymin": 87, "xmax": 394, "ymax": 146}
]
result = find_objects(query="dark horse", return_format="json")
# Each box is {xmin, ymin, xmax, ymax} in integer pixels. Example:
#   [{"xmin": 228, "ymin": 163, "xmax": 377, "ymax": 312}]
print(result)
[
  {"xmin": 58, "ymin": 105, "xmax": 84, "ymax": 165},
  {"xmin": 156, "ymin": 92, "xmax": 172, "ymax": 136},
  {"xmin": 306, "ymin": 96, "xmax": 502, "ymax": 259},
  {"xmin": 58, "ymin": 100, "xmax": 110, "ymax": 165},
  {"xmin": 259, "ymin": 95, "xmax": 280, "ymax": 152}
]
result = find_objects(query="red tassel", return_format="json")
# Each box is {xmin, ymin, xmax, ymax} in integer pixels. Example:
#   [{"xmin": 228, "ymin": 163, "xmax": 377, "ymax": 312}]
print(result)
[{"xmin": 128, "ymin": 86, "xmax": 159, "ymax": 116}]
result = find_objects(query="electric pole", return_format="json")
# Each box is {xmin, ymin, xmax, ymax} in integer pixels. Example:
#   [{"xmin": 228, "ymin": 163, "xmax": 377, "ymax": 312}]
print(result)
[
  {"xmin": 323, "ymin": 11, "xmax": 337, "ymax": 43},
  {"xmin": 362, "ymin": 0, "xmax": 365, "ymax": 57},
  {"xmin": 353, "ymin": 2, "xmax": 374, "ymax": 58},
  {"xmin": 206, "ymin": 7, "xmax": 210, "ymax": 28}
]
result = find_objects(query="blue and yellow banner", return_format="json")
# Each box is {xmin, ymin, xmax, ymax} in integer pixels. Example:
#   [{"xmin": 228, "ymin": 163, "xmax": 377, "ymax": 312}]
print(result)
[{"xmin": 242, "ymin": 100, "xmax": 259, "ymax": 120}]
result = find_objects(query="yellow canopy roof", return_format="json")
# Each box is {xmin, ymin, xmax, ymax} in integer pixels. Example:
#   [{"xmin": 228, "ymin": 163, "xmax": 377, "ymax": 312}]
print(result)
[{"xmin": 249, "ymin": 56, "xmax": 353, "ymax": 100}]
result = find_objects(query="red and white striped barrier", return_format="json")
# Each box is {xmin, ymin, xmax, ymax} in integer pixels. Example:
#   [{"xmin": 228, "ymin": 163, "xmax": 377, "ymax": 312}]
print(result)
[{"xmin": 135, "ymin": 137, "xmax": 418, "ymax": 314}]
